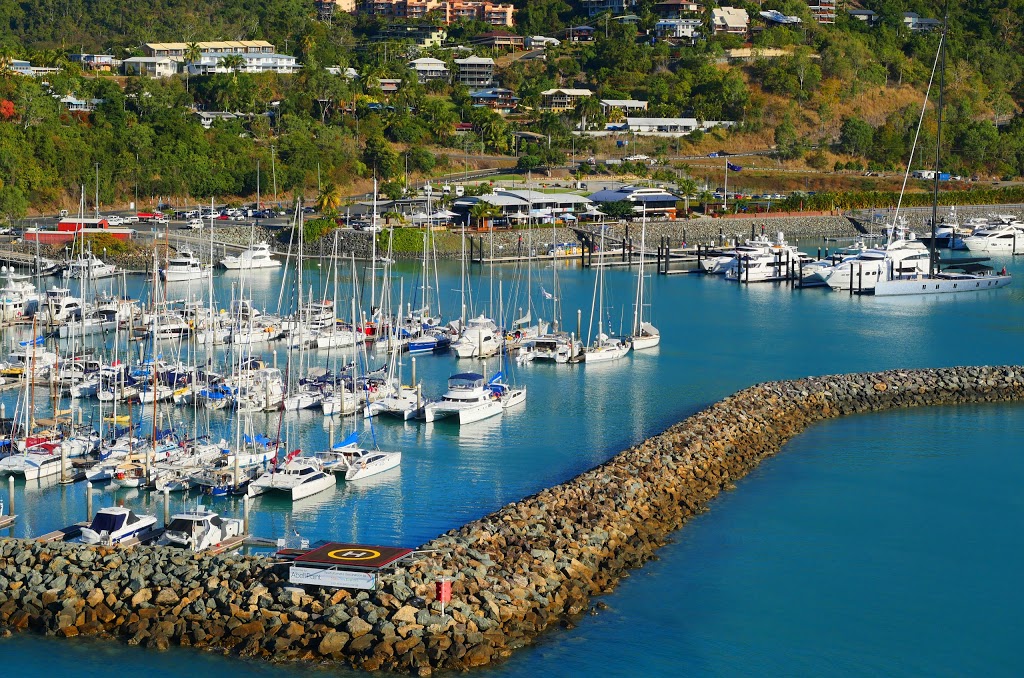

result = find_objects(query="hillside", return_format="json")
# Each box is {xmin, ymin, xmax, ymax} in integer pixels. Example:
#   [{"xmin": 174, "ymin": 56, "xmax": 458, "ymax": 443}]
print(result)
[{"xmin": 3, "ymin": 0, "xmax": 1024, "ymax": 219}]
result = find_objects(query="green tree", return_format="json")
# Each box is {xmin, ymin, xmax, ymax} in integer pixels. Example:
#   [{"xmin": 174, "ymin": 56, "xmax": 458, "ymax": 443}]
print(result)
[{"xmin": 837, "ymin": 117, "xmax": 874, "ymax": 157}]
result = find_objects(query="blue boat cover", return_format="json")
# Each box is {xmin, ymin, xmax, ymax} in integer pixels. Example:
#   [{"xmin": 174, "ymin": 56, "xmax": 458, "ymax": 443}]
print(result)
[{"xmin": 332, "ymin": 431, "xmax": 360, "ymax": 449}]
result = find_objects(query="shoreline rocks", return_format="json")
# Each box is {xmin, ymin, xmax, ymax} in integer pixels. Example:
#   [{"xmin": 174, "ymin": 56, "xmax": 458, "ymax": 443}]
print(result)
[{"xmin": 2, "ymin": 366, "xmax": 1023, "ymax": 673}]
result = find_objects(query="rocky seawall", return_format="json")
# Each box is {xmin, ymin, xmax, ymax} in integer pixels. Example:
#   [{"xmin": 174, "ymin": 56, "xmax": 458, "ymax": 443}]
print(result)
[{"xmin": 2, "ymin": 365, "xmax": 1022, "ymax": 673}]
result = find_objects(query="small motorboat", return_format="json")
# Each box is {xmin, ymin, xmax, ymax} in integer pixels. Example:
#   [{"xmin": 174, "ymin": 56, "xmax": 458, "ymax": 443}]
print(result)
[
  {"xmin": 77, "ymin": 506, "xmax": 157, "ymax": 545},
  {"xmin": 156, "ymin": 507, "xmax": 243, "ymax": 552}
]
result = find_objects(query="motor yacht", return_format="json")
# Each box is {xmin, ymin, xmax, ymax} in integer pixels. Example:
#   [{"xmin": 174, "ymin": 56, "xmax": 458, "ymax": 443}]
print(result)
[
  {"xmin": 423, "ymin": 372, "xmax": 502, "ymax": 424},
  {"xmin": 219, "ymin": 242, "xmax": 281, "ymax": 270},
  {"xmin": 65, "ymin": 254, "xmax": 117, "ymax": 280},
  {"xmin": 962, "ymin": 223, "xmax": 1024, "ymax": 254},
  {"xmin": 161, "ymin": 248, "xmax": 212, "ymax": 282},
  {"xmin": 451, "ymin": 315, "xmax": 500, "ymax": 358},
  {"xmin": 156, "ymin": 508, "xmax": 243, "ymax": 552},
  {"xmin": 821, "ymin": 239, "xmax": 931, "ymax": 292}
]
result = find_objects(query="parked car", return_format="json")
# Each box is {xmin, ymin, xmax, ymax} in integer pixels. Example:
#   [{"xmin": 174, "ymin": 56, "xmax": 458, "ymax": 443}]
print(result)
[
  {"xmin": 186, "ymin": 218, "xmax": 203, "ymax": 229},
  {"xmin": 123, "ymin": 215, "xmax": 140, "ymax": 224},
  {"xmin": 153, "ymin": 216, "xmax": 169, "ymax": 225},
  {"xmin": 105, "ymin": 215, "xmax": 124, "ymax": 226}
]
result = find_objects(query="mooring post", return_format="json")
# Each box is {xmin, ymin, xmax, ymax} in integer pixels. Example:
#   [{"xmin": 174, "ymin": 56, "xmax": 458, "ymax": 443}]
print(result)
[
  {"xmin": 86, "ymin": 481, "xmax": 93, "ymax": 521},
  {"xmin": 243, "ymin": 494, "xmax": 251, "ymax": 535},
  {"xmin": 7, "ymin": 476, "xmax": 14, "ymax": 517}
]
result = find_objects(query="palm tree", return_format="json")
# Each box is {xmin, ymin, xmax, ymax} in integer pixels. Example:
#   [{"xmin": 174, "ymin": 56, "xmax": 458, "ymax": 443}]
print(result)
[
  {"xmin": 219, "ymin": 54, "xmax": 245, "ymax": 85},
  {"xmin": 316, "ymin": 183, "xmax": 342, "ymax": 215},
  {"xmin": 184, "ymin": 42, "xmax": 202, "ymax": 92},
  {"xmin": 469, "ymin": 201, "xmax": 499, "ymax": 230},
  {"xmin": 698, "ymin": 189, "xmax": 713, "ymax": 215},
  {"xmin": 574, "ymin": 96, "xmax": 603, "ymax": 131},
  {"xmin": 677, "ymin": 177, "xmax": 698, "ymax": 214}
]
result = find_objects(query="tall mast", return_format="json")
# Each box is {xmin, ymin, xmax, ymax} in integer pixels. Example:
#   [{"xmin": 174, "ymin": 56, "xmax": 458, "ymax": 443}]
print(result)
[
  {"xmin": 371, "ymin": 176, "xmax": 378, "ymax": 313},
  {"xmin": 930, "ymin": 6, "xmax": 948, "ymax": 277},
  {"xmin": 634, "ymin": 206, "xmax": 646, "ymax": 336}
]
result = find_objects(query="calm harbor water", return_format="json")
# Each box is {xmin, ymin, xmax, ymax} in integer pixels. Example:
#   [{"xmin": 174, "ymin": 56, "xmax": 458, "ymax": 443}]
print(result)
[{"xmin": 2, "ymin": 240, "xmax": 1023, "ymax": 675}]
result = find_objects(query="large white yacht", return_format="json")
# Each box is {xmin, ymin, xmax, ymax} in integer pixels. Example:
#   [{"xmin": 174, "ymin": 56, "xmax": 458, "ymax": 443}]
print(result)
[
  {"xmin": 65, "ymin": 254, "xmax": 117, "ymax": 279},
  {"xmin": 219, "ymin": 242, "xmax": 281, "ymax": 270},
  {"xmin": 162, "ymin": 248, "xmax": 213, "ymax": 282},
  {"xmin": 962, "ymin": 222, "xmax": 1024, "ymax": 254},
  {"xmin": 423, "ymin": 372, "xmax": 502, "ymax": 424},
  {"xmin": 821, "ymin": 239, "xmax": 931, "ymax": 292}
]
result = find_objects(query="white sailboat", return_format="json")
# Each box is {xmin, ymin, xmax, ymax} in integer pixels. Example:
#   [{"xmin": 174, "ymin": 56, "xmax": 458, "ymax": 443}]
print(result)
[
  {"xmin": 630, "ymin": 208, "xmax": 660, "ymax": 350},
  {"xmin": 583, "ymin": 227, "xmax": 629, "ymax": 363}
]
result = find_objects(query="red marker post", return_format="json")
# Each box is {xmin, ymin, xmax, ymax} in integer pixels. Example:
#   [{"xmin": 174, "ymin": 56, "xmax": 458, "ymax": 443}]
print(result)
[{"xmin": 436, "ymin": 577, "xmax": 452, "ymax": 619}]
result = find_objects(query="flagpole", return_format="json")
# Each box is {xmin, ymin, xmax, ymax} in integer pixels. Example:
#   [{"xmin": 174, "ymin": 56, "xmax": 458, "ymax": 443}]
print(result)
[{"xmin": 723, "ymin": 158, "xmax": 728, "ymax": 212}]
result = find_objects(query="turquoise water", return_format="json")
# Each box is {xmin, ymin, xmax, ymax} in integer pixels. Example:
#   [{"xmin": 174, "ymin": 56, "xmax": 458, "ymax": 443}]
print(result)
[{"xmin": 2, "ymin": 242, "xmax": 1023, "ymax": 675}]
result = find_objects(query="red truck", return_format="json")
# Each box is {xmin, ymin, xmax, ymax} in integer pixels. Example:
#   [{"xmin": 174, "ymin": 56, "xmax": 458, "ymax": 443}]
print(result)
[{"xmin": 136, "ymin": 211, "xmax": 167, "ymax": 223}]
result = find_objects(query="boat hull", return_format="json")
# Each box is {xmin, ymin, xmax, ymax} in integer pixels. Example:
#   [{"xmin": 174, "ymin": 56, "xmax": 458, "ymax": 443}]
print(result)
[
  {"xmin": 344, "ymin": 452, "xmax": 401, "ymax": 481},
  {"xmin": 873, "ymin": 273, "xmax": 1012, "ymax": 296}
]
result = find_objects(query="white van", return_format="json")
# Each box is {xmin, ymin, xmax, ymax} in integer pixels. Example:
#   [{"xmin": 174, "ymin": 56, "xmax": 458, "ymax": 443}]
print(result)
[{"xmin": 187, "ymin": 218, "xmax": 203, "ymax": 229}]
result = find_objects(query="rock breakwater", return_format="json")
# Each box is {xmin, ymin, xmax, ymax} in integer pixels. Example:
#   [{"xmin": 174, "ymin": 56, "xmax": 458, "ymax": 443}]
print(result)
[{"xmin": 2, "ymin": 366, "xmax": 1022, "ymax": 673}]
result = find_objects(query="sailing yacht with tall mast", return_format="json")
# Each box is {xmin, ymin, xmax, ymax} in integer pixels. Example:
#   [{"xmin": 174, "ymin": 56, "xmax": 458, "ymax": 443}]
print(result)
[
  {"xmin": 872, "ymin": 14, "xmax": 1011, "ymax": 297},
  {"xmin": 630, "ymin": 208, "xmax": 660, "ymax": 350},
  {"xmin": 583, "ymin": 225, "xmax": 629, "ymax": 363}
]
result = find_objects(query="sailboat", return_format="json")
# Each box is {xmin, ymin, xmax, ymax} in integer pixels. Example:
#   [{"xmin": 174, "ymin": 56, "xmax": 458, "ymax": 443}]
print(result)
[
  {"xmin": 583, "ymin": 225, "xmax": 629, "ymax": 363},
  {"xmin": 872, "ymin": 15, "xmax": 1011, "ymax": 297},
  {"xmin": 629, "ymin": 208, "xmax": 660, "ymax": 350}
]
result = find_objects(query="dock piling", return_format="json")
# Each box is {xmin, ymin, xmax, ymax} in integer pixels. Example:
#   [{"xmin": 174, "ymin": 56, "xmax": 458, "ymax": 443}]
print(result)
[
  {"xmin": 163, "ymin": 487, "xmax": 170, "ymax": 526},
  {"xmin": 243, "ymin": 494, "xmax": 250, "ymax": 535},
  {"xmin": 85, "ymin": 481, "xmax": 92, "ymax": 521},
  {"xmin": 7, "ymin": 476, "xmax": 13, "ymax": 517}
]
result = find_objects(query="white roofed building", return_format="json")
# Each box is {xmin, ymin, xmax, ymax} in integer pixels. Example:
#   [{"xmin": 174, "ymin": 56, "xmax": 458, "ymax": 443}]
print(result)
[
  {"xmin": 711, "ymin": 7, "xmax": 749, "ymax": 35},
  {"xmin": 408, "ymin": 57, "xmax": 450, "ymax": 83},
  {"xmin": 540, "ymin": 88, "xmax": 594, "ymax": 112}
]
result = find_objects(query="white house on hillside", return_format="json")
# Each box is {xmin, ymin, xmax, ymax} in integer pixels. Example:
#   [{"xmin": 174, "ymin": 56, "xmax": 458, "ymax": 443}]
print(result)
[{"xmin": 711, "ymin": 7, "xmax": 749, "ymax": 34}]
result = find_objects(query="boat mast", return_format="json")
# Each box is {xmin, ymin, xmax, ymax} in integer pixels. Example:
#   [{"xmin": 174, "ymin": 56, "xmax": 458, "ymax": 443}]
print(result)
[
  {"xmin": 634, "ymin": 206, "xmax": 647, "ymax": 336},
  {"xmin": 930, "ymin": 7, "xmax": 948, "ymax": 277},
  {"xmin": 371, "ymin": 176, "xmax": 378, "ymax": 314}
]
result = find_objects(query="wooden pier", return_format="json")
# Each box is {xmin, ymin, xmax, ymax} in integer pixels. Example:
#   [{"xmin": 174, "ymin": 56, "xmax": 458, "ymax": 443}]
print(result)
[{"xmin": 36, "ymin": 522, "xmax": 89, "ymax": 543}]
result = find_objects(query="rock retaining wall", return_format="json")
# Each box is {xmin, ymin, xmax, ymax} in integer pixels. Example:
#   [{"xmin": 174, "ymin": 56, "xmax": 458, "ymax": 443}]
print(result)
[{"xmin": 2, "ymin": 366, "xmax": 1022, "ymax": 674}]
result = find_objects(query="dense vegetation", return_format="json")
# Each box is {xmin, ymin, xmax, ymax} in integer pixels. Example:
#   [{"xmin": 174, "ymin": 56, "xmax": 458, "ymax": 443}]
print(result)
[{"xmin": 4, "ymin": 0, "xmax": 1024, "ymax": 220}]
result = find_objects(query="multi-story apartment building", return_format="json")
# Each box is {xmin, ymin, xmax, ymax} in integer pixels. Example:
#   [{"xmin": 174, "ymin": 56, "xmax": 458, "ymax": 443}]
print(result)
[
  {"xmin": 142, "ymin": 41, "xmax": 300, "ymax": 75},
  {"xmin": 357, "ymin": 0, "xmax": 514, "ymax": 26},
  {"xmin": 454, "ymin": 55, "xmax": 495, "ymax": 88},
  {"xmin": 408, "ymin": 57, "xmax": 450, "ymax": 83},
  {"xmin": 579, "ymin": 0, "xmax": 637, "ymax": 17},
  {"xmin": 807, "ymin": 0, "xmax": 836, "ymax": 24},
  {"xmin": 653, "ymin": 0, "xmax": 702, "ymax": 18},
  {"xmin": 144, "ymin": 41, "xmax": 275, "ymax": 59},
  {"xmin": 540, "ymin": 88, "xmax": 594, "ymax": 112}
]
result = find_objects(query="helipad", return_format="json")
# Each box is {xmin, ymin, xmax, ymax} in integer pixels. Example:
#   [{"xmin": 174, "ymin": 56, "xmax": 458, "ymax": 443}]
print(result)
[{"xmin": 293, "ymin": 542, "xmax": 413, "ymax": 571}]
